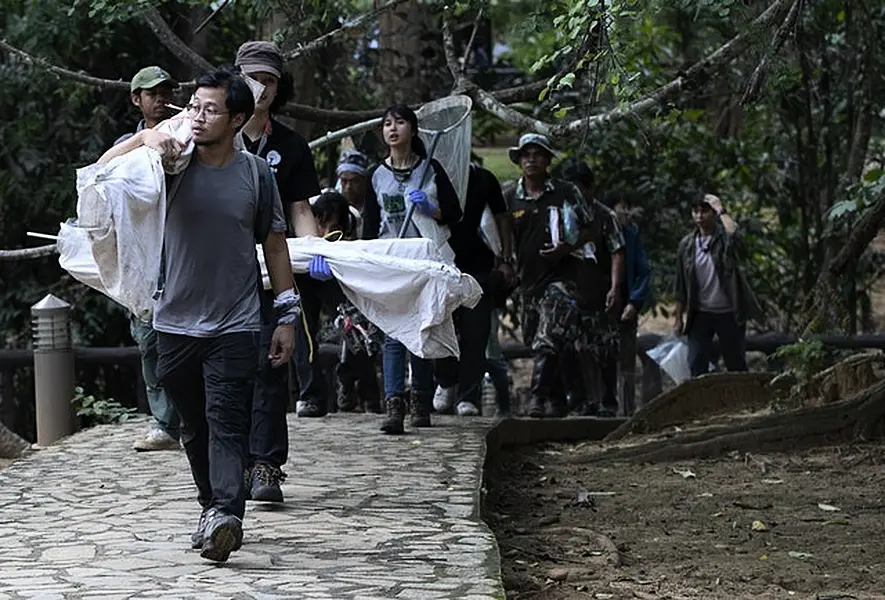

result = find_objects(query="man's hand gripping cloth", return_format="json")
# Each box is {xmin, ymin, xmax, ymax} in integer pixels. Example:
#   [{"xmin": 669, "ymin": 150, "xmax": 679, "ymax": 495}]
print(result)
[{"xmin": 257, "ymin": 237, "xmax": 482, "ymax": 360}]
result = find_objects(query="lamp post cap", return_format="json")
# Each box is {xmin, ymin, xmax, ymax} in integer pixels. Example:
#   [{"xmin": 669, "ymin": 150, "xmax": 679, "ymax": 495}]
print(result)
[{"xmin": 31, "ymin": 294, "xmax": 71, "ymax": 311}]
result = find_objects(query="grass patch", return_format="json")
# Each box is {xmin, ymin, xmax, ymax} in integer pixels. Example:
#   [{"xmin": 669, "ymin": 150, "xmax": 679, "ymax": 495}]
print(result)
[{"xmin": 475, "ymin": 147, "xmax": 521, "ymax": 184}]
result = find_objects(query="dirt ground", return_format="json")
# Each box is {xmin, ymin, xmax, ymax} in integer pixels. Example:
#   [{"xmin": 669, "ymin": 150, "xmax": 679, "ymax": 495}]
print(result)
[{"xmin": 485, "ymin": 440, "xmax": 885, "ymax": 600}]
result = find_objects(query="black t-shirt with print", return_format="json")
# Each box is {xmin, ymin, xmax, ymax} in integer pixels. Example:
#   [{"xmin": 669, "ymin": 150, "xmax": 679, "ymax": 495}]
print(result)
[
  {"xmin": 448, "ymin": 164, "xmax": 507, "ymax": 276},
  {"xmin": 243, "ymin": 116, "xmax": 320, "ymax": 235}
]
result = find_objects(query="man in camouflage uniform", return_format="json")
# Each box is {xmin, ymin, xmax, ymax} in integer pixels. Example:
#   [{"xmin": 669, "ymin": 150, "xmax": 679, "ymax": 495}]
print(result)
[
  {"xmin": 505, "ymin": 135, "xmax": 625, "ymax": 418},
  {"xmin": 562, "ymin": 161, "xmax": 626, "ymax": 417}
]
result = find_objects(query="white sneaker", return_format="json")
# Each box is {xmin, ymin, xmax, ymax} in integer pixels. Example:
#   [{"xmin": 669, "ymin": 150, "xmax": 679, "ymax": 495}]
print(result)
[
  {"xmin": 133, "ymin": 427, "xmax": 180, "ymax": 452},
  {"xmin": 433, "ymin": 385, "xmax": 457, "ymax": 414},
  {"xmin": 456, "ymin": 401, "xmax": 479, "ymax": 416}
]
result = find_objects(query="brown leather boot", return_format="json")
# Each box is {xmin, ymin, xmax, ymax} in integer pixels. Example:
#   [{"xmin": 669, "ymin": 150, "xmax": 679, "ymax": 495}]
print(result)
[
  {"xmin": 380, "ymin": 396, "xmax": 405, "ymax": 435},
  {"xmin": 409, "ymin": 391, "xmax": 432, "ymax": 428}
]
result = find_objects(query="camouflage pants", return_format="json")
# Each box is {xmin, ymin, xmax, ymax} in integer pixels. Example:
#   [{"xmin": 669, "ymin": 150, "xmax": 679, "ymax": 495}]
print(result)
[{"xmin": 523, "ymin": 281, "xmax": 620, "ymax": 362}]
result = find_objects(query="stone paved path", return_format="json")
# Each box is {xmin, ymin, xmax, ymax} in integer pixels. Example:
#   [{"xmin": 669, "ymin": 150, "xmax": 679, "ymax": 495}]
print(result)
[{"xmin": 0, "ymin": 415, "xmax": 503, "ymax": 599}]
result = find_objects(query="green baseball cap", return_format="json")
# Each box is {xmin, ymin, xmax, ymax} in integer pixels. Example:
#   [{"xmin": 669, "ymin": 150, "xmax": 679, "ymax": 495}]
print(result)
[{"xmin": 130, "ymin": 66, "xmax": 177, "ymax": 93}]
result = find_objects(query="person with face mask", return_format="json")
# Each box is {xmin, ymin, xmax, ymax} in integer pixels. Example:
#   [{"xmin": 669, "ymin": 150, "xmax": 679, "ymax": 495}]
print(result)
[{"xmin": 234, "ymin": 41, "xmax": 322, "ymax": 504}]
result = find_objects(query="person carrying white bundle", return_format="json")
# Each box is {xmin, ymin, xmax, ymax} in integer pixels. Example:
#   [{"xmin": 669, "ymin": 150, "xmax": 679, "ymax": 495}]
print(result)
[
  {"xmin": 355, "ymin": 104, "xmax": 463, "ymax": 435},
  {"xmin": 95, "ymin": 67, "xmax": 298, "ymax": 564}
]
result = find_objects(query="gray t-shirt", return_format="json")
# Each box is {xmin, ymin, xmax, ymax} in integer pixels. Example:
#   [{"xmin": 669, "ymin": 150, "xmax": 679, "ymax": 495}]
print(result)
[
  {"xmin": 695, "ymin": 235, "xmax": 731, "ymax": 312},
  {"xmin": 371, "ymin": 161, "xmax": 438, "ymax": 239},
  {"xmin": 153, "ymin": 153, "xmax": 286, "ymax": 337}
]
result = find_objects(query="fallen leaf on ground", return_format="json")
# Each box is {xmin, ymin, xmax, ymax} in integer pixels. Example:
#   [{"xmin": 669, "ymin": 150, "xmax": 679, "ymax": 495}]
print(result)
[
  {"xmin": 818, "ymin": 503, "xmax": 841, "ymax": 512},
  {"xmin": 788, "ymin": 551, "xmax": 814, "ymax": 559},
  {"xmin": 752, "ymin": 520, "xmax": 769, "ymax": 532},
  {"xmin": 697, "ymin": 492, "xmax": 713, "ymax": 498},
  {"xmin": 673, "ymin": 468, "xmax": 696, "ymax": 479},
  {"xmin": 761, "ymin": 479, "xmax": 784, "ymax": 484}
]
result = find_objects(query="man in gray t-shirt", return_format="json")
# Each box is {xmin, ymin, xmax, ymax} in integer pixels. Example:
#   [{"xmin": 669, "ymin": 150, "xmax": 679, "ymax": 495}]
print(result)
[{"xmin": 97, "ymin": 68, "xmax": 299, "ymax": 564}]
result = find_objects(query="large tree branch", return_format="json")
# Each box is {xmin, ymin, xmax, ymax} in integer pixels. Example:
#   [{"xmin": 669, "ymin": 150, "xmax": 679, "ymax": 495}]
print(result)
[
  {"xmin": 0, "ymin": 39, "xmax": 130, "ymax": 89},
  {"xmin": 445, "ymin": 0, "xmax": 792, "ymax": 138},
  {"xmin": 283, "ymin": 0, "xmax": 409, "ymax": 61},
  {"xmin": 741, "ymin": 0, "xmax": 802, "ymax": 105},
  {"xmin": 555, "ymin": 0, "xmax": 793, "ymax": 136},
  {"xmin": 140, "ymin": 6, "xmax": 213, "ymax": 72},
  {"xmin": 1, "ymin": 39, "xmax": 548, "ymax": 128},
  {"xmin": 0, "ymin": 245, "xmax": 57, "ymax": 261}
]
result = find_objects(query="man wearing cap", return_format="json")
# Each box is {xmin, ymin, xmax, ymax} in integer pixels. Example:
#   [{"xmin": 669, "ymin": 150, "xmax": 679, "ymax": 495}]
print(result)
[
  {"xmin": 337, "ymin": 150, "xmax": 372, "ymax": 239},
  {"xmin": 505, "ymin": 133, "xmax": 624, "ymax": 419},
  {"xmin": 114, "ymin": 66, "xmax": 182, "ymax": 452},
  {"xmin": 234, "ymin": 41, "xmax": 322, "ymax": 504},
  {"xmin": 674, "ymin": 192, "xmax": 760, "ymax": 376}
]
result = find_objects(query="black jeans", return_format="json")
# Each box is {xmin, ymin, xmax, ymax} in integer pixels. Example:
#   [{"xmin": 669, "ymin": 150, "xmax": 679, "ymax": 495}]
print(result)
[
  {"xmin": 687, "ymin": 310, "xmax": 747, "ymax": 377},
  {"xmin": 434, "ymin": 278, "xmax": 493, "ymax": 408},
  {"xmin": 157, "ymin": 331, "xmax": 259, "ymax": 520},
  {"xmin": 292, "ymin": 273, "xmax": 346, "ymax": 408},
  {"xmin": 251, "ymin": 304, "xmax": 290, "ymax": 468}
]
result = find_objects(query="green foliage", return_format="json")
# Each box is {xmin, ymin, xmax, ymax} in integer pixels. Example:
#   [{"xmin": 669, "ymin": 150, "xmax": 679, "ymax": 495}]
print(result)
[
  {"xmin": 71, "ymin": 386, "xmax": 137, "ymax": 425},
  {"xmin": 771, "ymin": 340, "xmax": 828, "ymax": 379}
]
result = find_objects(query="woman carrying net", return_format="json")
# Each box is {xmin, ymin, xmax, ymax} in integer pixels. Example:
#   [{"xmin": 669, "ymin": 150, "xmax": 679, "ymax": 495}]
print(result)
[{"xmin": 360, "ymin": 104, "xmax": 463, "ymax": 434}]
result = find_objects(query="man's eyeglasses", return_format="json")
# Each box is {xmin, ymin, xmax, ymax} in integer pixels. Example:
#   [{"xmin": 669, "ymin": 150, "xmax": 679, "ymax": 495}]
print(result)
[{"xmin": 185, "ymin": 103, "xmax": 229, "ymax": 121}]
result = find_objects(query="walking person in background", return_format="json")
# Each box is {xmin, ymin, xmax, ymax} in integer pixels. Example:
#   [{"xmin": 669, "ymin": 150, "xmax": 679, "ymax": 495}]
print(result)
[
  {"xmin": 560, "ymin": 160, "xmax": 625, "ymax": 418},
  {"xmin": 674, "ymin": 192, "xmax": 761, "ymax": 377},
  {"xmin": 507, "ymin": 135, "xmax": 618, "ymax": 418},
  {"xmin": 98, "ymin": 67, "xmax": 298, "ymax": 563},
  {"xmin": 234, "ymin": 41, "xmax": 321, "ymax": 503},
  {"xmin": 310, "ymin": 191, "xmax": 383, "ymax": 414},
  {"xmin": 433, "ymin": 155, "xmax": 515, "ymax": 417},
  {"xmin": 603, "ymin": 190, "xmax": 651, "ymax": 416},
  {"xmin": 360, "ymin": 104, "xmax": 463, "ymax": 434},
  {"xmin": 113, "ymin": 65, "xmax": 182, "ymax": 452},
  {"xmin": 336, "ymin": 150, "xmax": 372, "ymax": 239}
]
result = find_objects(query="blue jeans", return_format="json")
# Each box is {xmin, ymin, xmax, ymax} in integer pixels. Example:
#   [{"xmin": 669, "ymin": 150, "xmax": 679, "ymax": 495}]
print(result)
[
  {"xmin": 382, "ymin": 337, "xmax": 434, "ymax": 399},
  {"xmin": 130, "ymin": 315, "xmax": 180, "ymax": 440}
]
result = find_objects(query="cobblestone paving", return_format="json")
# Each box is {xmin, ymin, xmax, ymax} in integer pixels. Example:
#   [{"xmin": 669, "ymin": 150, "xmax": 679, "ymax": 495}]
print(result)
[{"xmin": 0, "ymin": 415, "xmax": 503, "ymax": 599}]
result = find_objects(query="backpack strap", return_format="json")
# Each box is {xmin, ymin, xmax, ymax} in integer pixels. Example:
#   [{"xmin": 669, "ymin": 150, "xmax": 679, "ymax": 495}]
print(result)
[{"xmin": 153, "ymin": 170, "xmax": 186, "ymax": 300}]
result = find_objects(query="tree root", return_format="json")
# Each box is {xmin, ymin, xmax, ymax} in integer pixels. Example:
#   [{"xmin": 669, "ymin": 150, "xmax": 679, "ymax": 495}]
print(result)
[
  {"xmin": 544, "ymin": 527, "xmax": 621, "ymax": 567},
  {"xmin": 606, "ymin": 372, "xmax": 774, "ymax": 443},
  {"xmin": 572, "ymin": 379, "xmax": 885, "ymax": 464}
]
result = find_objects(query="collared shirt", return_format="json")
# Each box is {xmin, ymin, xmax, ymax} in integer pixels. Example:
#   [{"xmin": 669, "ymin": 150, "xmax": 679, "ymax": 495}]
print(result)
[
  {"xmin": 113, "ymin": 120, "xmax": 146, "ymax": 147},
  {"xmin": 242, "ymin": 117, "xmax": 320, "ymax": 235},
  {"xmin": 506, "ymin": 176, "xmax": 599, "ymax": 302}
]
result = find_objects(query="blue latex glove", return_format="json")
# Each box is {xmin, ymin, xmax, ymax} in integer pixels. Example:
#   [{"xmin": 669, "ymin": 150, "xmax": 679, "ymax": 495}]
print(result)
[
  {"xmin": 408, "ymin": 188, "xmax": 437, "ymax": 217},
  {"xmin": 309, "ymin": 255, "xmax": 333, "ymax": 281}
]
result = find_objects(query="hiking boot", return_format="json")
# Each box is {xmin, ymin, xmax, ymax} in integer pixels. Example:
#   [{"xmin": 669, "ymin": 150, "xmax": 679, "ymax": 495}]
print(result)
[
  {"xmin": 380, "ymin": 396, "xmax": 405, "ymax": 435},
  {"xmin": 249, "ymin": 463, "xmax": 286, "ymax": 503},
  {"xmin": 199, "ymin": 509, "xmax": 244, "ymax": 563},
  {"xmin": 337, "ymin": 382, "xmax": 359, "ymax": 412},
  {"xmin": 296, "ymin": 400, "xmax": 326, "ymax": 418},
  {"xmin": 409, "ymin": 391, "xmax": 432, "ymax": 428},
  {"xmin": 132, "ymin": 427, "xmax": 180, "ymax": 452},
  {"xmin": 527, "ymin": 396, "xmax": 546, "ymax": 419},
  {"xmin": 456, "ymin": 401, "xmax": 479, "ymax": 416},
  {"xmin": 191, "ymin": 507, "xmax": 243, "ymax": 551},
  {"xmin": 432, "ymin": 385, "xmax": 456, "ymax": 414}
]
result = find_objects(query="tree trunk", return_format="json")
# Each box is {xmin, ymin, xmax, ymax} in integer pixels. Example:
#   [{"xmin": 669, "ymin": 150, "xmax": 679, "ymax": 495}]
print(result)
[
  {"xmin": 0, "ymin": 420, "xmax": 29, "ymax": 459},
  {"xmin": 376, "ymin": 0, "xmax": 449, "ymax": 104}
]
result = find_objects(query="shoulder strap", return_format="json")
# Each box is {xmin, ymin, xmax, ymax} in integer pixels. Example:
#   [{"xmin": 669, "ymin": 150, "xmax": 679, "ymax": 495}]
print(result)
[
  {"xmin": 242, "ymin": 151, "xmax": 275, "ymax": 244},
  {"xmin": 154, "ymin": 167, "xmax": 188, "ymax": 299}
]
